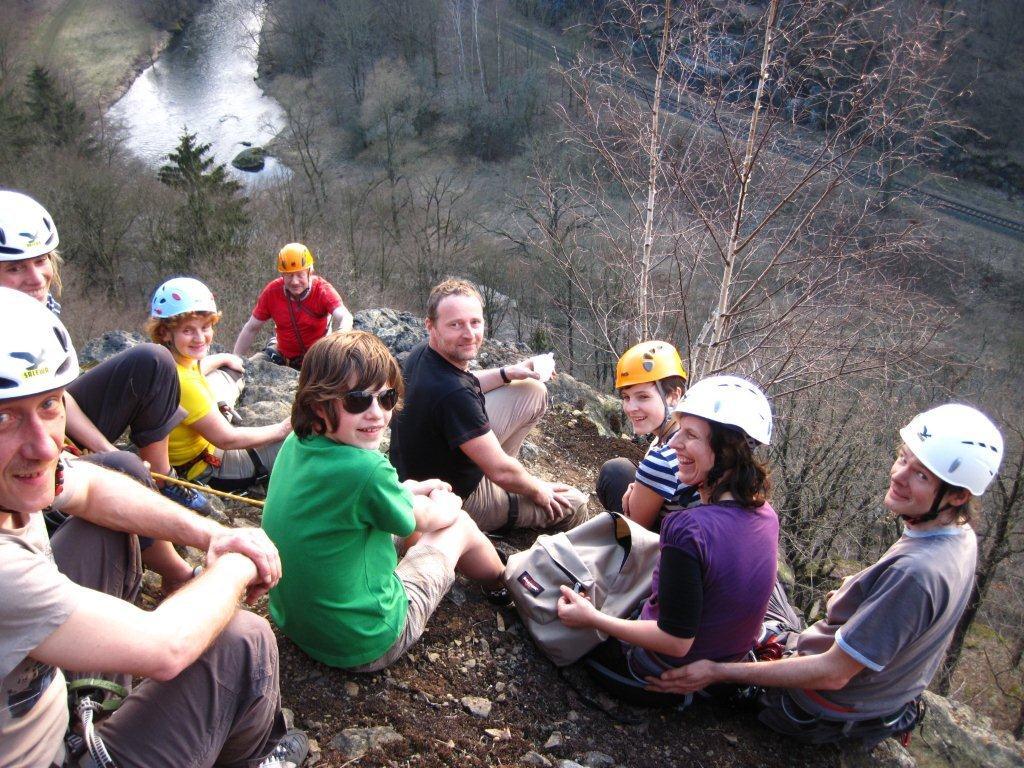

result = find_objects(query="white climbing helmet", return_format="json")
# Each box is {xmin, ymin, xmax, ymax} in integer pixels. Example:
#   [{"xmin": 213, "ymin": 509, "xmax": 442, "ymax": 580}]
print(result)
[
  {"xmin": 150, "ymin": 277, "xmax": 218, "ymax": 319},
  {"xmin": 0, "ymin": 191, "xmax": 59, "ymax": 261},
  {"xmin": 0, "ymin": 287, "xmax": 79, "ymax": 398},
  {"xmin": 899, "ymin": 403, "xmax": 1003, "ymax": 496},
  {"xmin": 673, "ymin": 374, "xmax": 773, "ymax": 446}
]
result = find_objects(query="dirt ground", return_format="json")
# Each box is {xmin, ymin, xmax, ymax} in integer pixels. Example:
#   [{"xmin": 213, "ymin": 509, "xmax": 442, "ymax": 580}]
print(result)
[{"xmin": 217, "ymin": 408, "xmax": 844, "ymax": 768}]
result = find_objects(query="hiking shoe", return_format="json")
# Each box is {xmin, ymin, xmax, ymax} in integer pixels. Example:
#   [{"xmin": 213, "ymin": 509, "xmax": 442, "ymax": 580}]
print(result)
[
  {"xmin": 160, "ymin": 479, "xmax": 215, "ymax": 516},
  {"xmin": 482, "ymin": 583, "xmax": 514, "ymax": 608},
  {"xmin": 258, "ymin": 728, "xmax": 309, "ymax": 768}
]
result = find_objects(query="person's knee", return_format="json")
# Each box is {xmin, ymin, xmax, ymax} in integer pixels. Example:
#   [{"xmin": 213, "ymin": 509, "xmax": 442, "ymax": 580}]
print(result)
[
  {"xmin": 211, "ymin": 611, "xmax": 279, "ymax": 677},
  {"xmin": 82, "ymin": 450, "xmax": 154, "ymax": 488},
  {"xmin": 516, "ymin": 377, "xmax": 548, "ymax": 414}
]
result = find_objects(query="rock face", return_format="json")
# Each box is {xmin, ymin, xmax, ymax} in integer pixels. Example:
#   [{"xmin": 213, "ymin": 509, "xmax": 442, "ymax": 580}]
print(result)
[
  {"xmin": 78, "ymin": 330, "xmax": 146, "ymax": 367},
  {"xmin": 908, "ymin": 692, "xmax": 1024, "ymax": 768},
  {"xmin": 231, "ymin": 146, "xmax": 267, "ymax": 171},
  {"xmin": 354, "ymin": 308, "xmax": 427, "ymax": 361}
]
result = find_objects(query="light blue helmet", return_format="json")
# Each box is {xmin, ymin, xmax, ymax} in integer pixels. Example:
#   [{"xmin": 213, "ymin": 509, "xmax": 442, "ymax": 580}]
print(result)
[{"xmin": 151, "ymin": 277, "xmax": 217, "ymax": 319}]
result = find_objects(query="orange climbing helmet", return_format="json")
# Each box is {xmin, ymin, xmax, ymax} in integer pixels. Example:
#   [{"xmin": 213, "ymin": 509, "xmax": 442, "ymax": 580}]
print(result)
[
  {"xmin": 277, "ymin": 242, "xmax": 314, "ymax": 273},
  {"xmin": 615, "ymin": 341, "xmax": 687, "ymax": 390}
]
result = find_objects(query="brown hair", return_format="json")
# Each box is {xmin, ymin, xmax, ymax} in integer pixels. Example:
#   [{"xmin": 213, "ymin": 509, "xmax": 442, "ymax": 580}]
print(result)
[
  {"xmin": 704, "ymin": 421, "xmax": 772, "ymax": 507},
  {"xmin": 292, "ymin": 331, "xmax": 404, "ymax": 439},
  {"xmin": 144, "ymin": 311, "xmax": 222, "ymax": 346},
  {"xmin": 426, "ymin": 278, "xmax": 483, "ymax": 322}
]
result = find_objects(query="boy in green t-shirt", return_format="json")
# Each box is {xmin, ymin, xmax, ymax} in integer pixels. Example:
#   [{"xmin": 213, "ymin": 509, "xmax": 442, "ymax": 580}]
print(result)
[{"xmin": 263, "ymin": 331, "xmax": 508, "ymax": 671}]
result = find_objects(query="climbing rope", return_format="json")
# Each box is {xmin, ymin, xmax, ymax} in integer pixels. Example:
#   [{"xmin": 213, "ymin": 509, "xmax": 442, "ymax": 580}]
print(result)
[{"xmin": 150, "ymin": 471, "xmax": 265, "ymax": 509}]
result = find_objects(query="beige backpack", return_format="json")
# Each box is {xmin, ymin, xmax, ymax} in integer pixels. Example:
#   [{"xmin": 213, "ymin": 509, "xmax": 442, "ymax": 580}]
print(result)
[{"xmin": 504, "ymin": 511, "xmax": 661, "ymax": 666}]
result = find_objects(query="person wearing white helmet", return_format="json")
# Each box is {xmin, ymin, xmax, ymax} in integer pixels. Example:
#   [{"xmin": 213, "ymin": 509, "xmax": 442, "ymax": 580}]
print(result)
[
  {"xmin": 649, "ymin": 403, "xmax": 1003, "ymax": 748},
  {"xmin": 146, "ymin": 277, "xmax": 292, "ymax": 491},
  {"xmin": 0, "ymin": 189, "xmax": 214, "ymax": 588},
  {"xmin": 558, "ymin": 375, "xmax": 779, "ymax": 707},
  {"xmin": 0, "ymin": 287, "xmax": 308, "ymax": 768},
  {"xmin": 232, "ymin": 242, "xmax": 353, "ymax": 369}
]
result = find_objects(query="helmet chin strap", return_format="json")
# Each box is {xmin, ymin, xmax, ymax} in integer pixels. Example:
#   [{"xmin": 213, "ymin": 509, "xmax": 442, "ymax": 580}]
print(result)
[
  {"xmin": 653, "ymin": 380, "xmax": 673, "ymax": 443},
  {"xmin": 902, "ymin": 481, "xmax": 951, "ymax": 526}
]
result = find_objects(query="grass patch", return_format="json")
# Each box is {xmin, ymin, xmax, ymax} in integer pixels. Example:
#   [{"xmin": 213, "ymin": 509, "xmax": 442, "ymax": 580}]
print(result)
[{"xmin": 26, "ymin": 0, "xmax": 165, "ymax": 103}]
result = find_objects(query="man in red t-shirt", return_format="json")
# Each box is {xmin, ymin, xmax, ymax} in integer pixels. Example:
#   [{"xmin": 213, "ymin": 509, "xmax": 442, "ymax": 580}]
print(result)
[{"xmin": 234, "ymin": 242, "xmax": 354, "ymax": 368}]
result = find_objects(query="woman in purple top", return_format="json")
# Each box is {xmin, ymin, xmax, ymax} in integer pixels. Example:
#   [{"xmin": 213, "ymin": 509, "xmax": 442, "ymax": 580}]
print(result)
[{"xmin": 558, "ymin": 375, "xmax": 779, "ymax": 707}]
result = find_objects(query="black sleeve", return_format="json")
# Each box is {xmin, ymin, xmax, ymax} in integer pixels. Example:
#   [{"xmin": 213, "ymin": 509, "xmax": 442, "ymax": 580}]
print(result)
[
  {"xmin": 439, "ymin": 387, "xmax": 491, "ymax": 448},
  {"xmin": 656, "ymin": 548, "xmax": 703, "ymax": 639}
]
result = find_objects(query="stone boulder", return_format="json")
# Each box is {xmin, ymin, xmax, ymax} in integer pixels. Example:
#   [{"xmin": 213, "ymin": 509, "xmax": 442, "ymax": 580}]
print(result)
[
  {"xmin": 231, "ymin": 146, "xmax": 267, "ymax": 172},
  {"xmin": 78, "ymin": 330, "xmax": 146, "ymax": 367},
  {"xmin": 354, "ymin": 308, "xmax": 427, "ymax": 361},
  {"xmin": 907, "ymin": 692, "xmax": 1024, "ymax": 768}
]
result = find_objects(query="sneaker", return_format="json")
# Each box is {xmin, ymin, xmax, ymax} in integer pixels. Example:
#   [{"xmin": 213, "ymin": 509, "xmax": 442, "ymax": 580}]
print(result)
[
  {"xmin": 160, "ymin": 479, "xmax": 215, "ymax": 516},
  {"xmin": 258, "ymin": 728, "xmax": 309, "ymax": 768}
]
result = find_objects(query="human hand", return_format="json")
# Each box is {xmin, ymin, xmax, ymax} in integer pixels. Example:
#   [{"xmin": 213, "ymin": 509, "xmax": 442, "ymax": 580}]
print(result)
[
  {"xmin": 428, "ymin": 488, "xmax": 462, "ymax": 527},
  {"xmin": 532, "ymin": 482, "xmax": 575, "ymax": 523},
  {"xmin": 557, "ymin": 585, "xmax": 598, "ymax": 628},
  {"xmin": 206, "ymin": 527, "xmax": 282, "ymax": 603},
  {"xmin": 403, "ymin": 478, "xmax": 453, "ymax": 496},
  {"xmin": 503, "ymin": 361, "xmax": 541, "ymax": 382},
  {"xmin": 621, "ymin": 482, "xmax": 636, "ymax": 517},
  {"xmin": 275, "ymin": 417, "xmax": 293, "ymax": 441},
  {"xmin": 645, "ymin": 659, "xmax": 720, "ymax": 695}
]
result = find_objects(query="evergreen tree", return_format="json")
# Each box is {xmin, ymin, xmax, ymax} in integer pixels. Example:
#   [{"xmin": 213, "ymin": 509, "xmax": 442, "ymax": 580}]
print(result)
[
  {"xmin": 158, "ymin": 130, "xmax": 249, "ymax": 269},
  {"xmin": 24, "ymin": 66, "xmax": 90, "ymax": 151}
]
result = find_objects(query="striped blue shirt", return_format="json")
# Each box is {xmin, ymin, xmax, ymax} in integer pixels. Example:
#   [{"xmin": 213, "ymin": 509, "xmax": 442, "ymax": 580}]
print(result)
[{"xmin": 635, "ymin": 432, "xmax": 699, "ymax": 512}]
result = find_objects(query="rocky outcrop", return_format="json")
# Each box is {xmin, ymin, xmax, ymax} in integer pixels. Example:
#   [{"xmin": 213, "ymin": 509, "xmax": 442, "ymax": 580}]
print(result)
[
  {"xmin": 907, "ymin": 692, "xmax": 1024, "ymax": 768},
  {"xmin": 231, "ymin": 146, "xmax": 268, "ymax": 172}
]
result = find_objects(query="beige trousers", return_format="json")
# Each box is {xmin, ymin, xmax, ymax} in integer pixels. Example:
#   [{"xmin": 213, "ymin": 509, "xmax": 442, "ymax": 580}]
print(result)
[{"xmin": 462, "ymin": 378, "xmax": 589, "ymax": 532}]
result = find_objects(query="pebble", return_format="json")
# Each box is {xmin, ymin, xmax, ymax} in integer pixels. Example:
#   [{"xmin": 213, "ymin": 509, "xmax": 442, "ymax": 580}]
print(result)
[
  {"xmin": 723, "ymin": 734, "xmax": 739, "ymax": 746},
  {"xmin": 544, "ymin": 731, "xmax": 564, "ymax": 749},
  {"xmin": 328, "ymin": 726, "xmax": 405, "ymax": 760},
  {"xmin": 460, "ymin": 695, "xmax": 493, "ymax": 718},
  {"xmin": 555, "ymin": 761, "xmax": 585, "ymax": 768},
  {"xmin": 427, "ymin": 652, "xmax": 440, "ymax": 663},
  {"xmin": 485, "ymin": 727, "xmax": 511, "ymax": 741},
  {"xmin": 584, "ymin": 751, "xmax": 616, "ymax": 768},
  {"xmin": 521, "ymin": 751, "xmax": 553, "ymax": 767},
  {"xmin": 494, "ymin": 681, "xmax": 506, "ymax": 692},
  {"xmin": 344, "ymin": 682, "xmax": 360, "ymax": 697}
]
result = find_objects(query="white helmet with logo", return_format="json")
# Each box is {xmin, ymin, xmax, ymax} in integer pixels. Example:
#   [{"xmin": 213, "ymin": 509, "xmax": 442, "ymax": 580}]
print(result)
[
  {"xmin": 0, "ymin": 191, "xmax": 59, "ymax": 261},
  {"xmin": 673, "ymin": 374, "xmax": 773, "ymax": 445},
  {"xmin": 150, "ymin": 277, "xmax": 218, "ymax": 319},
  {"xmin": 899, "ymin": 403, "xmax": 1003, "ymax": 496},
  {"xmin": 0, "ymin": 287, "xmax": 79, "ymax": 398}
]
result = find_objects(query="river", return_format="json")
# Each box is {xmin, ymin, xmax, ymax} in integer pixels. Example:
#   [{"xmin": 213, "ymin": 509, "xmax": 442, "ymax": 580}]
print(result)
[{"xmin": 108, "ymin": 0, "xmax": 290, "ymax": 188}]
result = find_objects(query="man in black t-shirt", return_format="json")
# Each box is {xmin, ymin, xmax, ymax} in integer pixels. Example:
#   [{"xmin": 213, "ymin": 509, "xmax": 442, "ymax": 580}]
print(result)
[{"xmin": 390, "ymin": 279, "xmax": 588, "ymax": 532}]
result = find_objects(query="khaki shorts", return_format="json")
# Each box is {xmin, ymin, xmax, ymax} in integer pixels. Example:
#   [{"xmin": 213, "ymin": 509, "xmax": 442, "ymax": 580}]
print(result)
[{"xmin": 349, "ymin": 544, "xmax": 456, "ymax": 672}]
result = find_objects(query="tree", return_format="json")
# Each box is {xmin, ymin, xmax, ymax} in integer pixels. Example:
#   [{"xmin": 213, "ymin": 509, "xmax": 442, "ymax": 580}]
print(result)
[
  {"xmin": 158, "ymin": 130, "xmax": 249, "ymax": 269},
  {"xmin": 533, "ymin": 0, "xmax": 957, "ymax": 393},
  {"xmin": 24, "ymin": 66, "xmax": 91, "ymax": 153}
]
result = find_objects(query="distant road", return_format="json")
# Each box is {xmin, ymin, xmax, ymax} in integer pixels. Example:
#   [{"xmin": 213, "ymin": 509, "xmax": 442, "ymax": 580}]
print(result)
[{"xmin": 502, "ymin": 20, "xmax": 1024, "ymax": 242}]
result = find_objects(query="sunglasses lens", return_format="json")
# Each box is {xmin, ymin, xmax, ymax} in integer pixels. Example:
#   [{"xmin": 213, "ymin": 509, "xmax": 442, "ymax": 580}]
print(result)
[
  {"xmin": 379, "ymin": 389, "xmax": 399, "ymax": 411},
  {"xmin": 342, "ymin": 392, "xmax": 373, "ymax": 414}
]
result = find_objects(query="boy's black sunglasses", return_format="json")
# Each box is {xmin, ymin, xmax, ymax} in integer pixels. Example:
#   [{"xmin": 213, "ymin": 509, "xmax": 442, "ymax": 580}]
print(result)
[{"xmin": 341, "ymin": 388, "xmax": 399, "ymax": 414}]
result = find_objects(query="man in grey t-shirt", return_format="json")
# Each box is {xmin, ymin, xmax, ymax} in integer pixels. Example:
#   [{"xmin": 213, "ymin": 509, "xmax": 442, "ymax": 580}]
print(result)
[{"xmin": 648, "ymin": 403, "xmax": 1003, "ymax": 747}]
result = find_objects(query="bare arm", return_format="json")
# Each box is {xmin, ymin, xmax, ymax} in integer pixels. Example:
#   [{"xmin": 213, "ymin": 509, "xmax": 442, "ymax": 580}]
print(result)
[
  {"xmin": 621, "ymin": 481, "xmax": 664, "ymax": 530},
  {"xmin": 32, "ymin": 553, "xmax": 257, "ymax": 681},
  {"xmin": 472, "ymin": 359, "xmax": 541, "ymax": 394},
  {"xmin": 62, "ymin": 393, "xmax": 116, "ymax": 453},
  {"xmin": 232, "ymin": 315, "xmax": 267, "ymax": 357},
  {"xmin": 331, "ymin": 305, "xmax": 353, "ymax": 333},
  {"xmin": 647, "ymin": 641, "xmax": 865, "ymax": 695},
  {"xmin": 412, "ymin": 488, "xmax": 461, "ymax": 533},
  {"xmin": 557, "ymin": 586, "xmax": 693, "ymax": 657},
  {"xmin": 460, "ymin": 430, "xmax": 542, "ymax": 497},
  {"xmin": 190, "ymin": 408, "xmax": 291, "ymax": 451},
  {"xmin": 64, "ymin": 461, "xmax": 282, "ymax": 595}
]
